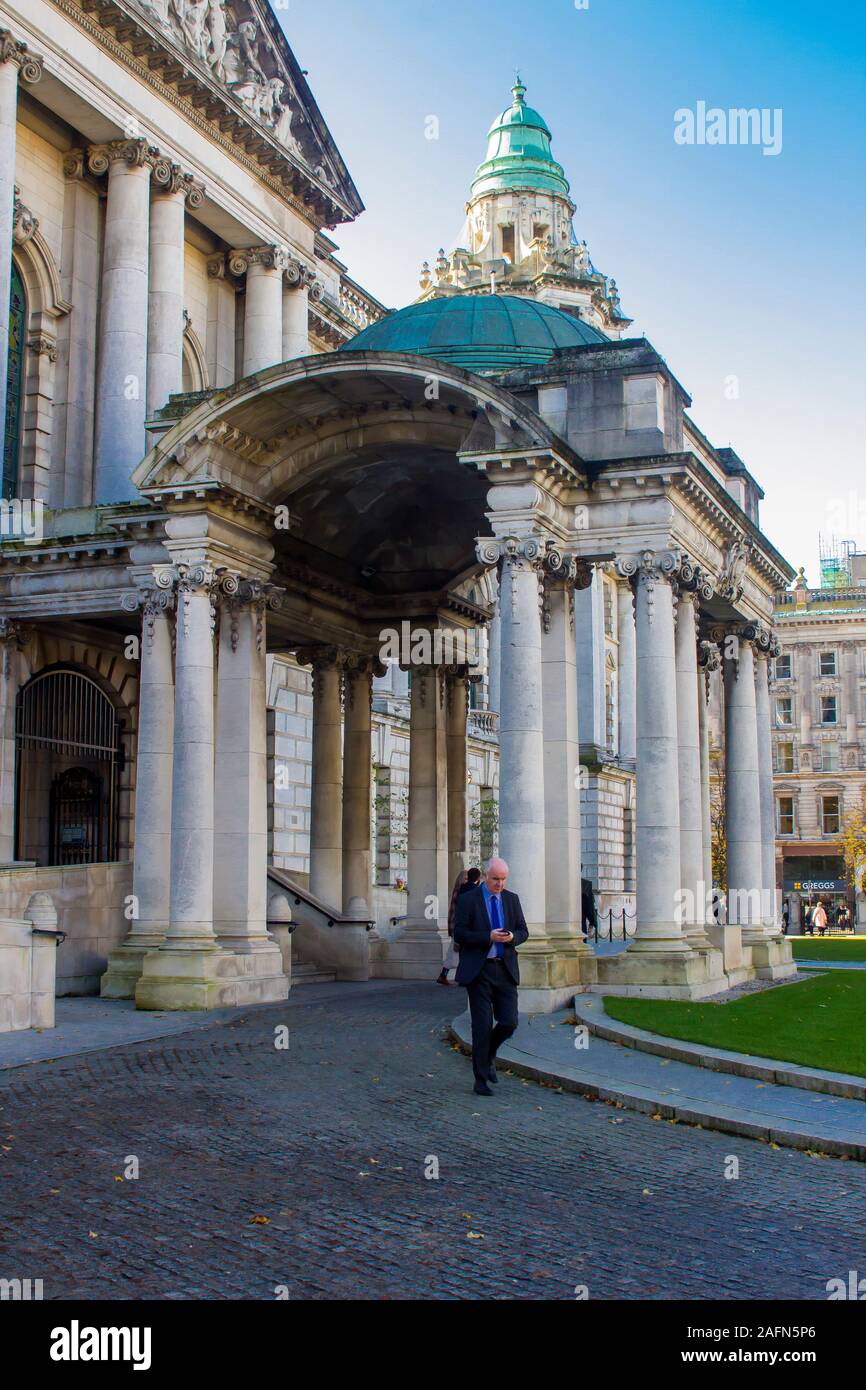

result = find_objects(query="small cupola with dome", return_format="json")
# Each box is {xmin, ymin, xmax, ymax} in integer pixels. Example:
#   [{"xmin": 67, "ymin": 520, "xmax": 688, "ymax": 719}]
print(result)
[{"xmin": 418, "ymin": 77, "xmax": 631, "ymax": 339}]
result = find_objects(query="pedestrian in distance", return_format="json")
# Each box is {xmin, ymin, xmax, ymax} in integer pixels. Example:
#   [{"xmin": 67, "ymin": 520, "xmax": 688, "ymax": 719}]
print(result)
[{"xmin": 437, "ymin": 866, "xmax": 481, "ymax": 985}]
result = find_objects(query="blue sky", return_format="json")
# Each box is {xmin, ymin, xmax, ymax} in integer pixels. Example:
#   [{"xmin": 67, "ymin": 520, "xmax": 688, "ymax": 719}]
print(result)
[{"xmin": 278, "ymin": 0, "xmax": 866, "ymax": 584}]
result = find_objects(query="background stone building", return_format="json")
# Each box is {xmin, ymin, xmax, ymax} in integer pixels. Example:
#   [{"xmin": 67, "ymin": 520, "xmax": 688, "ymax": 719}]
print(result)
[{"xmin": 770, "ymin": 542, "xmax": 866, "ymax": 929}]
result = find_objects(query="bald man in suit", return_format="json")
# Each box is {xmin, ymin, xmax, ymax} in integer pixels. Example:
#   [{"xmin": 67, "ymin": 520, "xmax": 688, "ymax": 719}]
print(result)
[{"xmin": 453, "ymin": 857, "xmax": 528, "ymax": 1096}]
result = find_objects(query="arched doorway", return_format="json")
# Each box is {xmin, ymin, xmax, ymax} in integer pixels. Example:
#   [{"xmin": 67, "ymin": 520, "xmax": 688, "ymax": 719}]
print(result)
[{"xmin": 15, "ymin": 667, "xmax": 123, "ymax": 865}]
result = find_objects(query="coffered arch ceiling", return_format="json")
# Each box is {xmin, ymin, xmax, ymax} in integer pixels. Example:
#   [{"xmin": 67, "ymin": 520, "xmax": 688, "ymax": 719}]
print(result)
[{"xmin": 134, "ymin": 351, "xmax": 584, "ymax": 594}]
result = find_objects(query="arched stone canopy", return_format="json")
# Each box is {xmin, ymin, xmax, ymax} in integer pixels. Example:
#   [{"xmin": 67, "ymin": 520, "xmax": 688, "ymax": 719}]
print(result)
[{"xmin": 134, "ymin": 351, "xmax": 585, "ymax": 598}]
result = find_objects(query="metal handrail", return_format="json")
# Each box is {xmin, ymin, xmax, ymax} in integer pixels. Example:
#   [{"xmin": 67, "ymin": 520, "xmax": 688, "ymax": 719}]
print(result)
[{"xmin": 585, "ymin": 907, "xmax": 637, "ymax": 944}]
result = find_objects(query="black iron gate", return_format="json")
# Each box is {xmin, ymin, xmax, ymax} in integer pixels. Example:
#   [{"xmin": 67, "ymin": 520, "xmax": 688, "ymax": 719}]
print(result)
[{"xmin": 15, "ymin": 668, "xmax": 121, "ymax": 864}]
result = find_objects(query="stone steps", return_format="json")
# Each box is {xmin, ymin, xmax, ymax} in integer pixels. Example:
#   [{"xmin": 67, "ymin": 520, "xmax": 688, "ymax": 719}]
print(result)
[{"xmin": 292, "ymin": 964, "xmax": 337, "ymax": 986}]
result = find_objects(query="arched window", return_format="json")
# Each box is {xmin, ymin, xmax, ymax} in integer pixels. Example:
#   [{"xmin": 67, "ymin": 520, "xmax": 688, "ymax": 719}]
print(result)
[{"xmin": 3, "ymin": 259, "xmax": 26, "ymax": 499}]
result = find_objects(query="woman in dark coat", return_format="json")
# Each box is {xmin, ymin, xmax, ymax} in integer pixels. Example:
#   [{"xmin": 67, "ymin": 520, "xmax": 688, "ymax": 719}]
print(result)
[{"xmin": 437, "ymin": 866, "xmax": 481, "ymax": 985}]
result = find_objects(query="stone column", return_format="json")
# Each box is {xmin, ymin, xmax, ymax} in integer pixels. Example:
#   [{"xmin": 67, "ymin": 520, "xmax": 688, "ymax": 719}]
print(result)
[
  {"xmin": 540, "ymin": 552, "xmax": 593, "ymax": 988},
  {"xmin": 629, "ymin": 557, "xmax": 686, "ymax": 949},
  {"xmin": 206, "ymin": 255, "xmax": 237, "ymax": 388},
  {"xmin": 304, "ymin": 650, "xmax": 344, "ymax": 907},
  {"xmin": 478, "ymin": 538, "xmax": 546, "ymax": 939},
  {"xmin": 53, "ymin": 153, "xmax": 100, "ymax": 506},
  {"xmin": 136, "ymin": 564, "xmax": 220, "ymax": 1009},
  {"xmin": 596, "ymin": 554, "xmax": 719, "ymax": 999},
  {"xmin": 282, "ymin": 262, "xmax": 316, "ymax": 360},
  {"xmin": 446, "ymin": 670, "xmax": 469, "ymax": 890},
  {"xmin": 724, "ymin": 629, "xmax": 764, "ymax": 939},
  {"xmin": 341, "ymin": 659, "xmax": 375, "ymax": 919},
  {"xmin": 147, "ymin": 168, "xmax": 204, "ymax": 423},
  {"xmin": 213, "ymin": 580, "xmax": 279, "ymax": 947},
  {"xmin": 487, "ymin": 591, "xmax": 501, "ymax": 713},
  {"xmin": 402, "ymin": 664, "xmax": 449, "ymax": 952},
  {"xmin": 697, "ymin": 641, "xmax": 719, "ymax": 896},
  {"xmin": 370, "ymin": 658, "xmax": 449, "ymax": 980},
  {"xmin": 91, "ymin": 140, "xmax": 153, "ymax": 502},
  {"xmin": 0, "ymin": 617, "xmax": 28, "ymax": 862},
  {"xmin": 102, "ymin": 579, "xmax": 175, "ymax": 998},
  {"xmin": 232, "ymin": 246, "xmax": 286, "ymax": 377},
  {"xmin": 755, "ymin": 638, "xmax": 780, "ymax": 934},
  {"xmin": 724, "ymin": 626, "xmax": 794, "ymax": 980},
  {"xmin": 0, "ymin": 33, "xmax": 42, "ymax": 468},
  {"xmin": 675, "ymin": 582, "xmax": 711, "ymax": 947},
  {"xmin": 616, "ymin": 577, "xmax": 637, "ymax": 763}
]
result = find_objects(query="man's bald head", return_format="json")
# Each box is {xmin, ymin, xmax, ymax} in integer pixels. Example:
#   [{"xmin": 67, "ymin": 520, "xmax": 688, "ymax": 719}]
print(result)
[{"xmin": 485, "ymin": 858, "xmax": 509, "ymax": 894}]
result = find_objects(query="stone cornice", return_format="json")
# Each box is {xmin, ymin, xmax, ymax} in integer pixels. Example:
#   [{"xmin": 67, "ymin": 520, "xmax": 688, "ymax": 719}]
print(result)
[
  {"xmin": 50, "ymin": 0, "xmax": 360, "ymax": 228},
  {"xmin": 587, "ymin": 454, "xmax": 794, "ymax": 590}
]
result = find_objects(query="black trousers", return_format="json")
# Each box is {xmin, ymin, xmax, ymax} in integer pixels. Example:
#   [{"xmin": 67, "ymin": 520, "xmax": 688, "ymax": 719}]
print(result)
[{"xmin": 464, "ymin": 959, "xmax": 519, "ymax": 1083}]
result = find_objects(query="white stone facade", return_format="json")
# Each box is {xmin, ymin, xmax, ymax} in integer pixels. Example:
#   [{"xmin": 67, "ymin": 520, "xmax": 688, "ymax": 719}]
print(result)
[{"xmin": 0, "ymin": 3, "xmax": 796, "ymax": 1016}]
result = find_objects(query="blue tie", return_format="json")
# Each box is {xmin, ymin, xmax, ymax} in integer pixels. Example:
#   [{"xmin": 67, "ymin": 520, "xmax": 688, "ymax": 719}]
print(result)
[{"xmin": 491, "ymin": 894, "xmax": 504, "ymax": 958}]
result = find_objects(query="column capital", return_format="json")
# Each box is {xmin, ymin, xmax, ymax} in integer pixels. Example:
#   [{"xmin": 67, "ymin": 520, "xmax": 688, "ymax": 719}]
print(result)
[
  {"xmin": 617, "ymin": 550, "xmax": 682, "ymax": 628},
  {"xmin": 228, "ymin": 244, "xmax": 291, "ymax": 276},
  {"xmin": 343, "ymin": 652, "xmax": 388, "ymax": 680},
  {"xmin": 673, "ymin": 555, "xmax": 715, "ymax": 602},
  {"xmin": 121, "ymin": 570, "xmax": 176, "ymax": 612},
  {"xmin": 0, "ymin": 30, "xmax": 43, "ymax": 83},
  {"xmin": 739, "ymin": 621, "xmax": 774, "ymax": 654},
  {"xmin": 121, "ymin": 577, "xmax": 175, "ymax": 666},
  {"xmin": 616, "ymin": 548, "xmax": 714, "ymax": 600},
  {"xmin": 216, "ymin": 575, "xmax": 283, "ymax": 655},
  {"xmin": 62, "ymin": 150, "xmax": 88, "ymax": 183},
  {"xmin": 295, "ymin": 647, "xmax": 384, "ymax": 678},
  {"xmin": 284, "ymin": 258, "xmax": 323, "ymax": 299},
  {"xmin": 616, "ymin": 547, "xmax": 680, "ymax": 583},
  {"xmin": 476, "ymin": 534, "xmax": 548, "ymax": 573},
  {"xmin": 294, "ymin": 644, "xmax": 350, "ymax": 672},
  {"xmin": 216, "ymin": 572, "xmax": 283, "ymax": 605},
  {"xmin": 12, "ymin": 186, "xmax": 37, "ymax": 244},
  {"xmin": 87, "ymin": 139, "xmax": 157, "ymax": 176},
  {"xmin": 149, "ymin": 157, "xmax": 205, "ymax": 207},
  {"xmin": 408, "ymin": 664, "xmax": 448, "ymax": 712},
  {"xmin": 541, "ymin": 544, "xmax": 593, "ymax": 590}
]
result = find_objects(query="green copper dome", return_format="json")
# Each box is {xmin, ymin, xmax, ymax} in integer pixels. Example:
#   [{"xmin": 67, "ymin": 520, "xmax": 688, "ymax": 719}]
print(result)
[
  {"xmin": 340, "ymin": 294, "xmax": 606, "ymax": 373},
  {"xmin": 470, "ymin": 79, "xmax": 571, "ymax": 200}
]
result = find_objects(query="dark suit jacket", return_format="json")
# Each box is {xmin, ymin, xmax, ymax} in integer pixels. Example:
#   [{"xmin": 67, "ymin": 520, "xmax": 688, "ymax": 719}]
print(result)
[{"xmin": 453, "ymin": 886, "xmax": 529, "ymax": 986}]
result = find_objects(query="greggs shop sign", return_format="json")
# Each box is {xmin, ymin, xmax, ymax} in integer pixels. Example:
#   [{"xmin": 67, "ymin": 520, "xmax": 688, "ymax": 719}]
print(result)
[{"xmin": 785, "ymin": 879, "xmax": 848, "ymax": 893}]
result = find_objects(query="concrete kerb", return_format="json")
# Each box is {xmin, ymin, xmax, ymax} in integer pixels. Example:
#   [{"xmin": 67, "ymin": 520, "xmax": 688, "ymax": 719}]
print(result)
[
  {"xmin": 449, "ymin": 1006, "xmax": 866, "ymax": 1162},
  {"xmin": 572, "ymin": 994, "xmax": 866, "ymax": 1102}
]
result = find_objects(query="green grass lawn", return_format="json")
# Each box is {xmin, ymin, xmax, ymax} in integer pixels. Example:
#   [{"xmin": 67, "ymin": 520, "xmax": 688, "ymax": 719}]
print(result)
[
  {"xmin": 790, "ymin": 936, "xmax": 866, "ymax": 962},
  {"xmin": 604, "ymin": 971, "xmax": 866, "ymax": 1078}
]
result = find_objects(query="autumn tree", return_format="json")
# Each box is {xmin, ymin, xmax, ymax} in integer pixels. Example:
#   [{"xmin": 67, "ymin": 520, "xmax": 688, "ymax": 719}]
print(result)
[{"xmin": 840, "ymin": 797, "xmax": 866, "ymax": 898}]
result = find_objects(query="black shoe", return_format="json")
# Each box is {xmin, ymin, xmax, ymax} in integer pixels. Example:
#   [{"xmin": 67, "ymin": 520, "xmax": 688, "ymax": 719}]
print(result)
[
  {"xmin": 488, "ymin": 1063, "xmax": 498, "ymax": 1083},
  {"xmin": 473, "ymin": 1080, "xmax": 493, "ymax": 1097}
]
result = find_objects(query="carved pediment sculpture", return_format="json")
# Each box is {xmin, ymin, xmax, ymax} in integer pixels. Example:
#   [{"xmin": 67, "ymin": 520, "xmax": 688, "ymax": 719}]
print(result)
[{"xmin": 127, "ymin": 0, "xmax": 340, "ymax": 182}]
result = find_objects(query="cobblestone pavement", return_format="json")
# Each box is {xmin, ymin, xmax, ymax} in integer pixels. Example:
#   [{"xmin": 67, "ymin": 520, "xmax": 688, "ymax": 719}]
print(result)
[{"xmin": 1, "ymin": 982, "xmax": 864, "ymax": 1301}]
